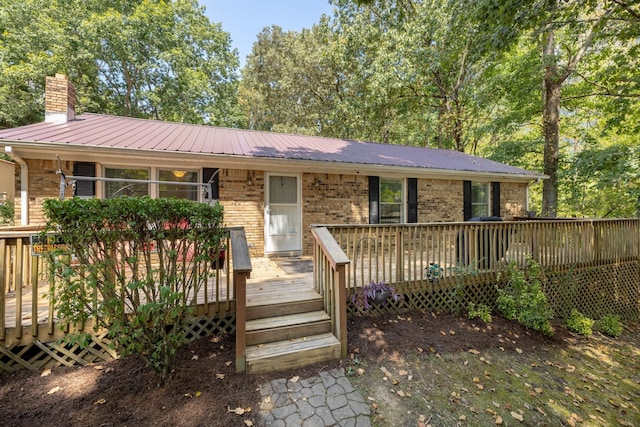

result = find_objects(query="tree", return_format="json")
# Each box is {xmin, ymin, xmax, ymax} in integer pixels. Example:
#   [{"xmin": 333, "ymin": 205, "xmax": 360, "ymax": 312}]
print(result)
[
  {"xmin": 0, "ymin": 0, "xmax": 241, "ymax": 128},
  {"xmin": 239, "ymin": 19, "xmax": 344, "ymax": 136},
  {"xmin": 472, "ymin": 0, "xmax": 639, "ymax": 216},
  {"xmin": 329, "ymin": 0, "xmax": 511, "ymax": 151}
]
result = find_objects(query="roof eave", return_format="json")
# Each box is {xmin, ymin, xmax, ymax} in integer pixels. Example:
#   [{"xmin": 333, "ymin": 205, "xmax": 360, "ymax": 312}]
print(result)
[{"xmin": 0, "ymin": 140, "xmax": 546, "ymax": 183}]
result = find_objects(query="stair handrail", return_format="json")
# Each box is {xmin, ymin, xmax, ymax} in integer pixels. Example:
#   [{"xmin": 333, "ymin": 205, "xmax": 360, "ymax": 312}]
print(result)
[
  {"xmin": 229, "ymin": 227, "xmax": 252, "ymax": 373},
  {"xmin": 310, "ymin": 226, "xmax": 350, "ymax": 359}
]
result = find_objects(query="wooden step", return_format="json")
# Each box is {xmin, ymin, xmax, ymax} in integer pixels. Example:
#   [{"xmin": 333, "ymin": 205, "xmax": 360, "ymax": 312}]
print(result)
[
  {"xmin": 246, "ymin": 289, "xmax": 323, "ymax": 320},
  {"xmin": 245, "ymin": 333, "xmax": 341, "ymax": 374},
  {"xmin": 246, "ymin": 311, "xmax": 331, "ymax": 346}
]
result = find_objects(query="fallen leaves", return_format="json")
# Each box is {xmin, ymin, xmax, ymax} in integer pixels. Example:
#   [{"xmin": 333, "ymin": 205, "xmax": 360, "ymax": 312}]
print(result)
[
  {"xmin": 227, "ymin": 406, "xmax": 251, "ymax": 415},
  {"xmin": 510, "ymin": 411, "xmax": 524, "ymax": 422}
]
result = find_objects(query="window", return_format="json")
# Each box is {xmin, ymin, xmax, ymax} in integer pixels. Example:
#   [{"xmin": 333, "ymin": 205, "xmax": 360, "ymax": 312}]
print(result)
[
  {"xmin": 159, "ymin": 169, "xmax": 198, "ymax": 200},
  {"xmin": 471, "ymin": 182, "xmax": 490, "ymax": 217},
  {"xmin": 379, "ymin": 178, "xmax": 404, "ymax": 223},
  {"xmin": 104, "ymin": 168, "xmax": 149, "ymax": 198}
]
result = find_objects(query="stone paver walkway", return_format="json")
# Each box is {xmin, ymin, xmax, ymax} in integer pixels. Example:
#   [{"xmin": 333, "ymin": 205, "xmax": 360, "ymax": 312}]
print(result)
[{"xmin": 258, "ymin": 368, "xmax": 371, "ymax": 427}]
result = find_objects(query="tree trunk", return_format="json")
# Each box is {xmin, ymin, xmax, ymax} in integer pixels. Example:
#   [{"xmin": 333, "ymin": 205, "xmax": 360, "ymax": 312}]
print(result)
[{"xmin": 542, "ymin": 27, "xmax": 560, "ymax": 217}]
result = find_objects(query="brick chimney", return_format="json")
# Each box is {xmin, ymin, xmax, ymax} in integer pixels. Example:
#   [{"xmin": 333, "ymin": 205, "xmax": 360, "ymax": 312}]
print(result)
[{"xmin": 45, "ymin": 74, "xmax": 76, "ymax": 123}]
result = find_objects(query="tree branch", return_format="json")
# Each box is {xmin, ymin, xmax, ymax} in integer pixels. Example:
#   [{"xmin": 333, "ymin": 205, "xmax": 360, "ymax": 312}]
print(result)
[
  {"xmin": 611, "ymin": 0, "xmax": 640, "ymax": 23},
  {"xmin": 559, "ymin": 7, "xmax": 615, "ymax": 83}
]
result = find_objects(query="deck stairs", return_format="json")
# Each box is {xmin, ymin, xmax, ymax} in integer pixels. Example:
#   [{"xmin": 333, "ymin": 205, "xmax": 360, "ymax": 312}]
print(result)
[{"xmin": 244, "ymin": 287, "xmax": 341, "ymax": 374}]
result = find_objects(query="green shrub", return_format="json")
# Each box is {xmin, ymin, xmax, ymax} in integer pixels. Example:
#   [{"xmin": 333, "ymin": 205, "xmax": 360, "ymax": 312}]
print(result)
[
  {"xmin": 596, "ymin": 315, "xmax": 623, "ymax": 338},
  {"xmin": 43, "ymin": 196, "xmax": 225, "ymax": 385},
  {"xmin": 566, "ymin": 309, "xmax": 594, "ymax": 336},
  {"xmin": 468, "ymin": 302, "xmax": 492, "ymax": 323},
  {"xmin": 0, "ymin": 200, "xmax": 14, "ymax": 226},
  {"xmin": 496, "ymin": 257, "xmax": 554, "ymax": 336}
]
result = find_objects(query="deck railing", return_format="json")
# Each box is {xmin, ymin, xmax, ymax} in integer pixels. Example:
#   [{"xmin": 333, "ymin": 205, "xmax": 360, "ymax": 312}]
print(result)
[
  {"xmin": 324, "ymin": 219, "xmax": 640, "ymax": 297},
  {"xmin": 230, "ymin": 227, "xmax": 252, "ymax": 373},
  {"xmin": 311, "ymin": 226, "xmax": 350, "ymax": 358},
  {"xmin": 1, "ymin": 226, "xmax": 235, "ymax": 350}
]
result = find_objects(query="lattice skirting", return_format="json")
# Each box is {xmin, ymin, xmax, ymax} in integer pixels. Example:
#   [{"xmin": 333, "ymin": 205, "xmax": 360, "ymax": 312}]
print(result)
[
  {"xmin": 348, "ymin": 262, "xmax": 640, "ymax": 321},
  {"xmin": 347, "ymin": 278, "xmax": 500, "ymax": 317},
  {"xmin": 0, "ymin": 314, "xmax": 236, "ymax": 374},
  {"xmin": 545, "ymin": 262, "xmax": 639, "ymax": 321}
]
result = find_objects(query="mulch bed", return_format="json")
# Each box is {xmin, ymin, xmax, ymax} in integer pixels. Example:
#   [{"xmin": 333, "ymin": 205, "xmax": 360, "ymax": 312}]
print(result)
[{"xmin": 0, "ymin": 310, "xmax": 566, "ymax": 426}]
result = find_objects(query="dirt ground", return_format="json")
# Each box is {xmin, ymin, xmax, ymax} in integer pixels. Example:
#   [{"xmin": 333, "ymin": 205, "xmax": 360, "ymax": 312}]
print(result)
[{"xmin": 0, "ymin": 310, "xmax": 632, "ymax": 427}]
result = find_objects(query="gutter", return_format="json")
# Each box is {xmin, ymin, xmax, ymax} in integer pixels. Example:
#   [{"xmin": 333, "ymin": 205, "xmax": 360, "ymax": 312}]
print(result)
[{"xmin": 4, "ymin": 146, "xmax": 28, "ymax": 225}]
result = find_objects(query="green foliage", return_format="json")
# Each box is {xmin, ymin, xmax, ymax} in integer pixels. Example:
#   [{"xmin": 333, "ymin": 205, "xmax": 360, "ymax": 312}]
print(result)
[
  {"xmin": 43, "ymin": 196, "xmax": 225, "ymax": 385},
  {"xmin": 351, "ymin": 280, "xmax": 402, "ymax": 311},
  {"xmin": 467, "ymin": 302, "xmax": 492, "ymax": 323},
  {"xmin": 496, "ymin": 257, "xmax": 554, "ymax": 336},
  {"xmin": 596, "ymin": 315, "xmax": 623, "ymax": 338},
  {"xmin": 446, "ymin": 263, "xmax": 478, "ymax": 315},
  {"xmin": 566, "ymin": 309, "xmax": 594, "ymax": 336},
  {"xmin": 0, "ymin": 0, "xmax": 240, "ymax": 128},
  {"xmin": 565, "ymin": 139, "xmax": 640, "ymax": 218},
  {"xmin": 0, "ymin": 200, "xmax": 14, "ymax": 226}
]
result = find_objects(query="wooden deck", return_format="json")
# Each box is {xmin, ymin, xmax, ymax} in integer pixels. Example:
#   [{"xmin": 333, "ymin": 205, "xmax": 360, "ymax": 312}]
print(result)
[{"xmin": 3, "ymin": 257, "xmax": 314, "ymax": 330}]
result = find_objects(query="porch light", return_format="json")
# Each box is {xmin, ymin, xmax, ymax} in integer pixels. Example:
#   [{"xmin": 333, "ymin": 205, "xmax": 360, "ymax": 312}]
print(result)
[{"xmin": 172, "ymin": 170, "xmax": 187, "ymax": 178}]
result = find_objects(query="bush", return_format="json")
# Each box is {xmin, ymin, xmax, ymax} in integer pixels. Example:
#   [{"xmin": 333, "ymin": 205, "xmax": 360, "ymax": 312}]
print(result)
[
  {"xmin": 496, "ymin": 257, "xmax": 554, "ymax": 336},
  {"xmin": 596, "ymin": 315, "xmax": 623, "ymax": 338},
  {"xmin": 468, "ymin": 302, "xmax": 492, "ymax": 323},
  {"xmin": 43, "ymin": 196, "xmax": 225, "ymax": 385},
  {"xmin": 566, "ymin": 309, "xmax": 594, "ymax": 336},
  {"xmin": 0, "ymin": 200, "xmax": 14, "ymax": 226}
]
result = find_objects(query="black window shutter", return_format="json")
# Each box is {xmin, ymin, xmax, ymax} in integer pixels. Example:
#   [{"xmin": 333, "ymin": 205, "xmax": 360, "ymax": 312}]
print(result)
[
  {"xmin": 463, "ymin": 180, "xmax": 472, "ymax": 221},
  {"xmin": 368, "ymin": 176, "xmax": 379, "ymax": 224},
  {"xmin": 407, "ymin": 178, "xmax": 418, "ymax": 223},
  {"xmin": 73, "ymin": 162, "xmax": 95, "ymax": 197},
  {"xmin": 492, "ymin": 182, "xmax": 501, "ymax": 217},
  {"xmin": 202, "ymin": 168, "xmax": 219, "ymax": 200}
]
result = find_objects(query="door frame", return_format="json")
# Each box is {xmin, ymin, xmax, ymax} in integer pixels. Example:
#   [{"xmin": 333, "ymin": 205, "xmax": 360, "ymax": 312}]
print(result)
[{"xmin": 264, "ymin": 172, "xmax": 303, "ymax": 255}]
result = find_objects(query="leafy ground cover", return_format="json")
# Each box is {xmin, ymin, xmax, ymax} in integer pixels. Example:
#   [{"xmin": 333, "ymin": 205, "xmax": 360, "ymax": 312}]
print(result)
[
  {"xmin": 347, "ymin": 312, "xmax": 640, "ymax": 426},
  {"xmin": 0, "ymin": 311, "xmax": 638, "ymax": 426}
]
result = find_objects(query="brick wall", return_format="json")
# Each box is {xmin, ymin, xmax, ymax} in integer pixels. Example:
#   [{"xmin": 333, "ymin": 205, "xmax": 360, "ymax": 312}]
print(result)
[
  {"xmin": 500, "ymin": 182, "xmax": 528, "ymax": 219},
  {"xmin": 301, "ymin": 173, "xmax": 369, "ymax": 254},
  {"xmin": 218, "ymin": 169, "xmax": 265, "ymax": 257},
  {"xmin": 14, "ymin": 159, "xmax": 72, "ymax": 225},
  {"xmin": 417, "ymin": 179, "xmax": 464, "ymax": 222}
]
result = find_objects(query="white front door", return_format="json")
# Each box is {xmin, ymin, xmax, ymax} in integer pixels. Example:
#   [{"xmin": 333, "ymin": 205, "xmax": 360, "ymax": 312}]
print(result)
[{"xmin": 265, "ymin": 173, "xmax": 302, "ymax": 254}]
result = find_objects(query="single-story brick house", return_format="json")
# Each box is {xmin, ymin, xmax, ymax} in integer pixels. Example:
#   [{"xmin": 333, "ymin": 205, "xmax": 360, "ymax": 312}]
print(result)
[{"xmin": 0, "ymin": 75, "xmax": 544, "ymax": 256}]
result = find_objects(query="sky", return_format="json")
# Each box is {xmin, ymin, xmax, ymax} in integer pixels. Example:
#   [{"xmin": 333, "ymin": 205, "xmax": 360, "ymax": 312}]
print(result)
[{"xmin": 200, "ymin": 1, "xmax": 335, "ymax": 67}]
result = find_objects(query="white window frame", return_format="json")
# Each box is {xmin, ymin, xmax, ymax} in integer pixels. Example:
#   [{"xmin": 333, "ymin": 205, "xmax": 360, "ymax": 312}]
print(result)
[
  {"xmin": 379, "ymin": 177, "xmax": 405, "ymax": 224},
  {"xmin": 471, "ymin": 182, "xmax": 490, "ymax": 218}
]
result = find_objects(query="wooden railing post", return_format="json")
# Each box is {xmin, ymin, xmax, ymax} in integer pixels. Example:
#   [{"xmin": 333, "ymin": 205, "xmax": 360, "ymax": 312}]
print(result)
[
  {"xmin": 229, "ymin": 227, "xmax": 252, "ymax": 373},
  {"xmin": 30, "ymin": 254, "xmax": 39, "ymax": 337},
  {"xmin": 14, "ymin": 237, "xmax": 23, "ymax": 340},
  {"xmin": 0, "ymin": 239, "xmax": 5, "ymax": 342},
  {"xmin": 334, "ymin": 264, "xmax": 348, "ymax": 358},
  {"xmin": 396, "ymin": 228, "xmax": 403, "ymax": 284}
]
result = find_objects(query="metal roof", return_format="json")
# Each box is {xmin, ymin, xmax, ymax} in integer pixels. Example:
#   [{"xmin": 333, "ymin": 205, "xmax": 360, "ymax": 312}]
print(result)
[{"xmin": 0, "ymin": 113, "xmax": 542, "ymax": 178}]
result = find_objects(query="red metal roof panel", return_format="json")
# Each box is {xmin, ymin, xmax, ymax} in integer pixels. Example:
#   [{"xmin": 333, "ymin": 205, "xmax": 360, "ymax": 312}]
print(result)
[{"xmin": 0, "ymin": 113, "xmax": 542, "ymax": 177}]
